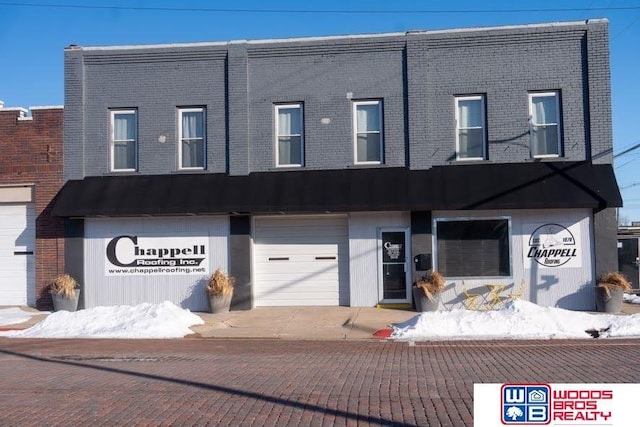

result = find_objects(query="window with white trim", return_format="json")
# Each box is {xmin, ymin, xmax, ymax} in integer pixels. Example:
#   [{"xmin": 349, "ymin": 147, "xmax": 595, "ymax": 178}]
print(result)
[
  {"xmin": 110, "ymin": 109, "xmax": 137, "ymax": 171},
  {"xmin": 435, "ymin": 218, "xmax": 511, "ymax": 277},
  {"xmin": 455, "ymin": 95, "xmax": 486, "ymax": 160},
  {"xmin": 529, "ymin": 91, "xmax": 561, "ymax": 158},
  {"xmin": 275, "ymin": 103, "xmax": 303, "ymax": 167},
  {"xmin": 353, "ymin": 100, "xmax": 383, "ymax": 164},
  {"xmin": 179, "ymin": 107, "xmax": 206, "ymax": 169}
]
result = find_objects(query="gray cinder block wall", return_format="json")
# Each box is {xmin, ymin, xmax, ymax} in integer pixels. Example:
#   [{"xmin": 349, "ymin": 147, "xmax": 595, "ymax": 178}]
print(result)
[{"xmin": 64, "ymin": 20, "xmax": 613, "ymax": 178}]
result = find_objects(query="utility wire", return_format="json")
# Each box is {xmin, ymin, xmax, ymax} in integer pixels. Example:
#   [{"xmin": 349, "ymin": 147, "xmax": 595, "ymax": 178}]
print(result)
[
  {"xmin": 614, "ymin": 142, "xmax": 640, "ymax": 158},
  {"xmin": 1, "ymin": 2, "xmax": 640, "ymax": 14}
]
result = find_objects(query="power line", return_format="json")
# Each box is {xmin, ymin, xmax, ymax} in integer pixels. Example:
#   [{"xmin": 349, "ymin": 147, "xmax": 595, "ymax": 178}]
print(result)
[
  {"xmin": 621, "ymin": 182, "xmax": 640, "ymax": 190},
  {"xmin": 614, "ymin": 143, "xmax": 640, "ymax": 159},
  {"xmin": 1, "ymin": 2, "xmax": 640, "ymax": 14}
]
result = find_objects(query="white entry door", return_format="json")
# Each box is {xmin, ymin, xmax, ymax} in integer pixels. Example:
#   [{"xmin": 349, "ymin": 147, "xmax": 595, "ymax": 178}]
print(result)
[
  {"xmin": 253, "ymin": 216, "xmax": 349, "ymax": 306},
  {"xmin": 0, "ymin": 204, "xmax": 35, "ymax": 305}
]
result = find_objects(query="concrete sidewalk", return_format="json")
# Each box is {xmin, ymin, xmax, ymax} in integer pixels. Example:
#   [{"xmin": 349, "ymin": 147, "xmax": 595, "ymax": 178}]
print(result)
[{"xmin": 189, "ymin": 306, "xmax": 416, "ymax": 339}]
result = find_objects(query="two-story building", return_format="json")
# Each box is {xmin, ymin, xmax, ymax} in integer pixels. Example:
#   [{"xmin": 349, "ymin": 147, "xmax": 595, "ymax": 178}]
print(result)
[{"xmin": 52, "ymin": 20, "xmax": 621, "ymax": 311}]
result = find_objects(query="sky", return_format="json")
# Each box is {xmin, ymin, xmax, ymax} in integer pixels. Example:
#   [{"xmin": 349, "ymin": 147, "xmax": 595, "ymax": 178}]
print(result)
[
  {"xmin": 1, "ymin": 0, "xmax": 639, "ymax": 220},
  {"xmin": 1, "ymin": 298, "xmax": 640, "ymax": 339}
]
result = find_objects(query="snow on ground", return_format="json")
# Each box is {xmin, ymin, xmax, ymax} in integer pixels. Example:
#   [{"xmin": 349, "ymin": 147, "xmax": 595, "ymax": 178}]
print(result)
[
  {"xmin": 0, "ymin": 307, "xmax": 46, "ymax": 327},
  {"xmin": 2, "ymin": 295, "xmax": 640, "ymax": 340},
  {"xmin": 0, "ymin": 301, "xmax": 204, "ymax": 339},
  {"xmin": 391, "ymin": 298, "xmax": 640, "ymax": 340},
  {"xmin": 624, "ymin": 292, "xmax": 640, "ymax": 304}
]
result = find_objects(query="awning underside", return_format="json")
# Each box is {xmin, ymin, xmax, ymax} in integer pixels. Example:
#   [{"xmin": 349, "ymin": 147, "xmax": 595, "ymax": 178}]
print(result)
[{"xmin": 50, "ymin": 161, "xmax": 622, "ymax": 217}]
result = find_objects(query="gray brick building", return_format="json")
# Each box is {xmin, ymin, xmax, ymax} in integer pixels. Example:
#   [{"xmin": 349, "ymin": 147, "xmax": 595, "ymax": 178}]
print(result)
[{"xmin": 53, "ymin": 20, "xmax": 621, "ymax": 311}]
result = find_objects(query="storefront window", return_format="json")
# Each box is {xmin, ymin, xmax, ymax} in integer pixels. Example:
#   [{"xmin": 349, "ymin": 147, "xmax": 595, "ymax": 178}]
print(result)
[{"xmin": 435, "ymin": 219, "xmax": 511, "ymax": 277}]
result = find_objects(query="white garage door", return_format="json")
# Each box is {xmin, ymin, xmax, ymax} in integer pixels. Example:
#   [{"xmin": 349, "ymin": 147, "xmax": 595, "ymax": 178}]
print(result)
[
  {"xmin": 254, "ymin": 216, "xmax": 349, "ymax": 306},
  {"xmin": 0, "ymin": 204, "xmax": 35, "ymax": 305}
]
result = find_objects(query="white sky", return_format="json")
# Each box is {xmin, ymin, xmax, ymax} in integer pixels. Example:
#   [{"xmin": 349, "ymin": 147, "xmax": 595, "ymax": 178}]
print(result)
[{"xmin": 2, "ymin": 298, "xmax": 640, "ymax": 340}]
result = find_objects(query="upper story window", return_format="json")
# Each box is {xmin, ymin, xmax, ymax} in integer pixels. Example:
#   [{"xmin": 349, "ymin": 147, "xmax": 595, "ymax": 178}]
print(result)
[
  {"xmin": 275, "ymin": 103, "xmax": 303, "ymax": 167},
  {"xmin": 529, "ymin": 91, "xmax": 561, "ymax": 158},
  {"xmin": 455, "ymin": 95, "xmax": 486, "ymax": 160},
  {"xmin": 110, "ymin": 109, "xmax": 137, "ymax": 172},
  {"xmin": 353, "ymin": 100, "xmax": 383, "ymax": 164},
  {"xmin": 179, "ymin": 107, "xmax": 206, "ymax": 169}
]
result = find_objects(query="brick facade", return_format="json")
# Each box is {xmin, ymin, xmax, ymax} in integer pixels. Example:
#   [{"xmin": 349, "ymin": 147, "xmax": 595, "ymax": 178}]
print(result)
[{"xmin": 0, "ymin": 105, "xmax": 64, "ymax": 309}]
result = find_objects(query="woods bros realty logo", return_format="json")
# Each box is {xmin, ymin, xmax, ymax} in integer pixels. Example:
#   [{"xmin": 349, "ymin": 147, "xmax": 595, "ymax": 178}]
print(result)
[
  {"xmin": 501, "ymin": 384, "xmax": 612, "ymax": 425},
  {"xmin": 105, "ymin": 235, "xmax": 209, "ymax": 276},
  {"xmin": 526, "ymin": 223, "xmax": 579, "ymax": 268}
]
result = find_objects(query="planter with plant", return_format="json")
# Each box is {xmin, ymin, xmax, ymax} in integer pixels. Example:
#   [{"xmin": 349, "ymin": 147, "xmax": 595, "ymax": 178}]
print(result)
[
  {"xmin": 413, "ymin": 271, "xmax": 445, "ymax": 312},
  {"xmin": 50, "ymin": 274, "xmax": 81, "ymax": 312},
  {"xmin": 205, "ymin": 268, "xmax": 235, "ymax": 314},
  {"xmin": 595, "ymin": 272, "xmax": 632, "ymax": 313}
]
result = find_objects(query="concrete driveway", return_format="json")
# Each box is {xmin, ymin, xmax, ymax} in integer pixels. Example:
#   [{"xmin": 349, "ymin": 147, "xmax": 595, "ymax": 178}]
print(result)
[{"xmin": 190, "ymin": 306, "xmax": 416, "ymax": 339}]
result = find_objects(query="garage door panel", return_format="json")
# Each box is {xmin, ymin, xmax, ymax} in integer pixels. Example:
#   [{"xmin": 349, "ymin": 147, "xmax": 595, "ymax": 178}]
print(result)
[
  {"xmin": 254, "ymin": 216, "xmax": 348, "ymax": 307},
  {"xmin": 254, "ymin": 273, "xmax": 339, "ymax": 284},
  {"xmin": 255, "ymin": 294, "xmax": 339, "ymax": 307},
  {"xmin": 255, "ymin": 247, "xmax": 339, "ymax": 256},
  {"xmin": 0, "ymin": 203, "xmax": 34, "ymax": 305}
]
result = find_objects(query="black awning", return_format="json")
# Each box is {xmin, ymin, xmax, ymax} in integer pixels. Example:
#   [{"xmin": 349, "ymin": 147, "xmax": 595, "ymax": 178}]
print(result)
[
  {"xmin": 425, "ymin": 161, "xmax": 622, "ymax": 210},
  {"xmin": 50, "ymin": 161, "xmax": 622, "ymax": 217}
]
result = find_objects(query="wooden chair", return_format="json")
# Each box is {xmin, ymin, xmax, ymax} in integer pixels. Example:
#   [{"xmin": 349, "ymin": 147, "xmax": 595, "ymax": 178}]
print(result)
[
  {"xmin": 485, "ymin": 283, "xmax": 507, "ymax": 309},
  {"xmin": 461, "ymin": 281, "xmax": 483, "ymax": 310},
  {"xmin": 507, "ymin": 279, "xmax": 526, "ymax": 301}
]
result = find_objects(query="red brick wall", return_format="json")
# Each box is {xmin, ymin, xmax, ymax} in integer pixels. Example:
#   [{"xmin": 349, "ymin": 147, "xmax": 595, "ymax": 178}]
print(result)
[{"xmin": 0, "ymin": 107, "xmax": 64, "ymax": 309}]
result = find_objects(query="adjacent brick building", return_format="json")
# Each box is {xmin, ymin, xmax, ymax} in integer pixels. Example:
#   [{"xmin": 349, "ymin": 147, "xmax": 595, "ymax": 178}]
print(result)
[
  {"xmin": 0, "ymin": 102, "xmax": 64, "ymax": 309},
  {"xmin": 53, "ymin": 20, "xmax": 622, "ymax": 311}
]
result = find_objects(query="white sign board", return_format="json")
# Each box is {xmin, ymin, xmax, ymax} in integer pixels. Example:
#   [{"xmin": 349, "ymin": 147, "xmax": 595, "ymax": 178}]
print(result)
[
  {"xmin": 523, "ymin": 222, "xmax": 581, "ymax": 269},
  {"xmin": 104, "ymin": 235, "xmax": 209, "ymax": 276}
]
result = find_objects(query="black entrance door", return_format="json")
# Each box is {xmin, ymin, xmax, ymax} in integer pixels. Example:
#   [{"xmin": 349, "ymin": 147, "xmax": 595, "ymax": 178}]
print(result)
[
  {"xmin": 381, "ymin": 231, "xmax": 408, "ymax": 300},
  {"xmin": 618, "ymin": 238, "xmax": 639, "ymax": 289}
]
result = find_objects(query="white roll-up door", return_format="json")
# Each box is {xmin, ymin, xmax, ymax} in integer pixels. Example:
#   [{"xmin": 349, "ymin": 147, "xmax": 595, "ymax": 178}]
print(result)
[
  {"xmin": 253, "ymin": 215, "xmax": 349, "ymax": 306},
  {"xmin": 0, "ymin": 204, "xmax": 35, "ymax": 305}
]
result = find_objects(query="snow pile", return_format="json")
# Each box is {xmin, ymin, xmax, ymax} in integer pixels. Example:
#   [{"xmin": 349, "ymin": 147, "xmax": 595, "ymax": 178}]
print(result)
[
  {"xmin": 0, "ymin": 301, "xmax": 204, "ymax": 339},
  {"xmin": 391, "ymin": 299, "xmax": 640, "ymax": 340}
]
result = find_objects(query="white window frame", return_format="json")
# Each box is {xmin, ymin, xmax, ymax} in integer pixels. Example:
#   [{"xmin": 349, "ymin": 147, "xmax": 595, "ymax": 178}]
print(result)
[
  {"xmin": 110, "ymin": 109, "xmax": 137, "ymax": 172},
  {"xmin": 528, "ymin": 91, "xmax": 561, "ymax": 158},
  {"xmin": 353, "ymin": 100, "xmax": 383, "ymax": 165},
  {"xmin": 274, "ymin": 103, "xmax": 304, "ymax": 168},
  {"xmin": 455, "ymin": 95, "xmax": 486, "ymax": 161},
  {"xmin": 178, "ymin": 107, "xmax": 206, "ymax": 170}
]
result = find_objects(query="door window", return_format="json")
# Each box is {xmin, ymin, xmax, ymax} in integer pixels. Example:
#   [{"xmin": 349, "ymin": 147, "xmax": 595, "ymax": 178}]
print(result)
[{"xmin": 381, "ymin": 231, "xmax": 408, "ymax": 300}]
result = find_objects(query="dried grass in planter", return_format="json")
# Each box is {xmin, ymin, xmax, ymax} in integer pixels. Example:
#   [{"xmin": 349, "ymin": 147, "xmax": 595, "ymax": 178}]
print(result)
[
  {"xmin": 597, "ymin": 272, "xmax": 632, "ymax": 297},
  {"xmin": 51, "ymin": 274, "xmax": 79, "ymax": 298},
  {"xmin": 206, "ymin": 268, "xmax": 235, "ymax": 297},
  {"xmin": 416, "ymin": 271, "xmax": 446, "ymax": 302}
]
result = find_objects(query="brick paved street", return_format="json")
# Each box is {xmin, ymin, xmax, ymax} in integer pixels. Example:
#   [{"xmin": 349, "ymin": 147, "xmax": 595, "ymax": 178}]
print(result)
[{"xmin": 1, "ymin": 338, "xmax": 639, "ymax": 426}]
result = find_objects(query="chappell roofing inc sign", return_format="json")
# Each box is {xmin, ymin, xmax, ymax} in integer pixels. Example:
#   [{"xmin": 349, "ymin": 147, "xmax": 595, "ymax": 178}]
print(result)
[
  {"xmin": 523, "ymin": 223, "xmax": 581, "ymax": 269},
  {"xmin": 105, "ymin": 235, "xmax": 210, "ymax": 276}
]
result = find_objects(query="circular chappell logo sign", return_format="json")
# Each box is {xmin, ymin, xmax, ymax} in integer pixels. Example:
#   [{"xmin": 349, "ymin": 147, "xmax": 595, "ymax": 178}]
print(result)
[{"xmin": 527, "ymin": 223, "xmax": 577, "ymax": 268}]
